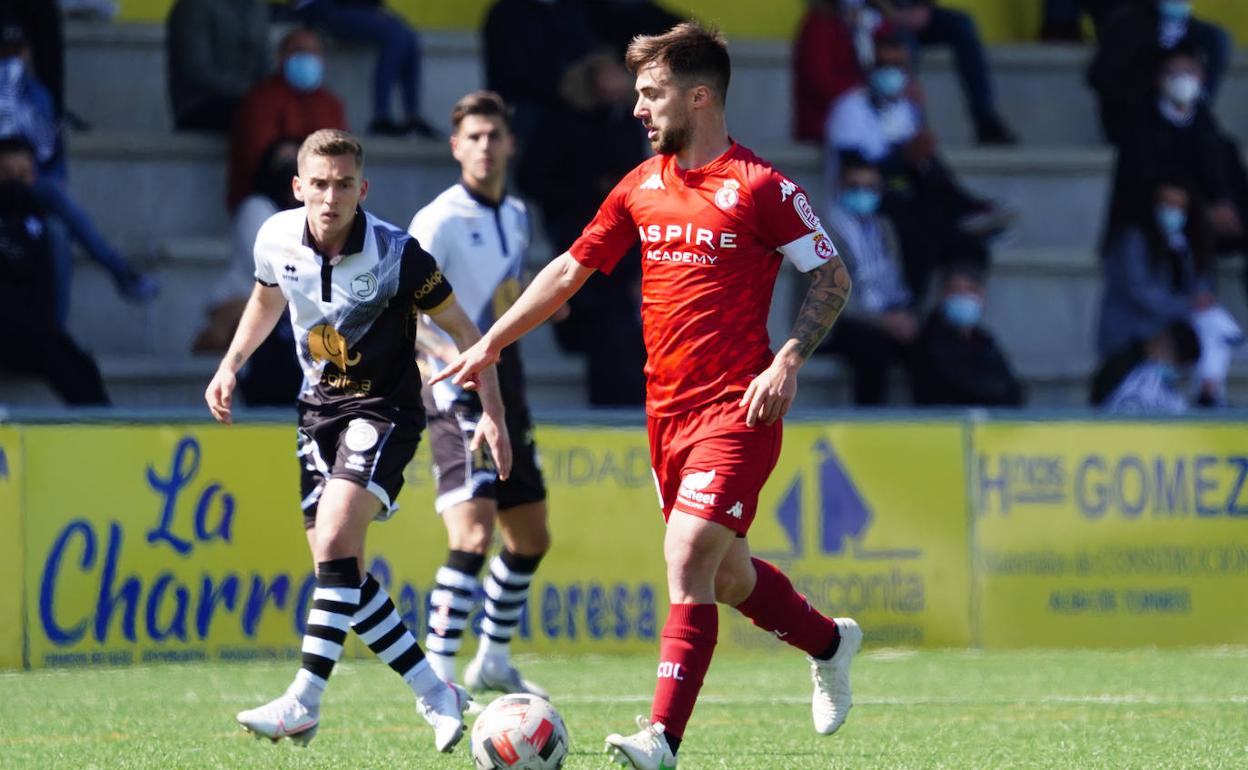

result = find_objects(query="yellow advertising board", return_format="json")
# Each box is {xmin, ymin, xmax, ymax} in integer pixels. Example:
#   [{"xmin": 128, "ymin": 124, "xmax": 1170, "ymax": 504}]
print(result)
[
  {"xmin": 0, "ymin": 427, "xmax": 23, "ymax": 669},
  {"xmin": 18, "ymin": 419, "xmax": 969, "ymax": 669},
  {"xmin": 972, "ymin": 422, "xmax": 1248, "ymax": 648}
]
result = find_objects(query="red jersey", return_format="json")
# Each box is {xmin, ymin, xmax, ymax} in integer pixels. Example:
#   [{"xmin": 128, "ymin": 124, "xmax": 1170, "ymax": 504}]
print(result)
[{"xmin": 570, "ymin": 142, "xmax": 837, "ymax": 417}]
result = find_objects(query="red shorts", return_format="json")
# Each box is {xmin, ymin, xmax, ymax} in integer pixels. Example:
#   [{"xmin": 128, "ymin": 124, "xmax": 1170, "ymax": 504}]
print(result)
[{"xmin": 648, "ymin": 397, "xmax": 783, "ymax": 535}]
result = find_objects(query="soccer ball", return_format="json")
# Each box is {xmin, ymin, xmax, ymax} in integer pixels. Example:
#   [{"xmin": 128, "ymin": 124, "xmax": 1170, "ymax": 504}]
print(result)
[{"xmin": 470, "ymin": 693, "xmax": 569, "ymax": 770}]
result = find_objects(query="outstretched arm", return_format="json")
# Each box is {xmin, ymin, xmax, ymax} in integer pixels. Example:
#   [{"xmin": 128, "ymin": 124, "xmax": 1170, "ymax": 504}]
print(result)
[
  {"xmin": 430, "ymin": 252, "xmax": 595, "ymax": 387},
  {"xmin": 205, "ymin": 282, "xmax": 287, "ymax": 424},
  {"xmin": 740, "ymin": 255, "xmax": 853, "ymax": 426}
]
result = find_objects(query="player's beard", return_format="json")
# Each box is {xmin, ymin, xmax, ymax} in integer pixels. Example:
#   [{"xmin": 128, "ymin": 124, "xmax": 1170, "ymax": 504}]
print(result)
[{"xmin": 653, "ymin": 116, "xmax": 692, "ymax": 156}]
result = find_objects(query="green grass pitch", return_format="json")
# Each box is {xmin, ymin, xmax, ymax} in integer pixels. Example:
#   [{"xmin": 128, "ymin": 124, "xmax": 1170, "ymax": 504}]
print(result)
[{"xmin": 2, "ymin": 648, "xmax": 1247, "ymax": 769}]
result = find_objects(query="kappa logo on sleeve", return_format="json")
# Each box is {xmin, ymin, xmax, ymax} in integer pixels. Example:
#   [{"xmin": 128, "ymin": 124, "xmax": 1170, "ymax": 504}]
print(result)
[
  {"xmin": 779, "ymin": 178, "xmax": 797, "ymax": 202},
  {"xmin": 640, "ymin": 173, "xmax": 666, "ymax": 191}
]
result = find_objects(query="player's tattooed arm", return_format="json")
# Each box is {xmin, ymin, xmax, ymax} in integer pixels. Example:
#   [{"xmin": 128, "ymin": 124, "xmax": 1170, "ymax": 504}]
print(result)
[{"xmin": 790, "ymin": 254, "xmax": 852, "ymax": 359}]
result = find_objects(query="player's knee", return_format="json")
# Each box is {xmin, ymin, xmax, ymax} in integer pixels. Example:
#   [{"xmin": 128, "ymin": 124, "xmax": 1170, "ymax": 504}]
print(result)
[{"xmin": 449, "ymin": 520, "xmax": 494, "ymax": 553}]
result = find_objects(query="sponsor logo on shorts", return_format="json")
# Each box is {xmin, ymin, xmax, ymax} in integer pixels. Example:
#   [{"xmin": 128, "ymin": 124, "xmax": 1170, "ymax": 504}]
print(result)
[
  {"xmin": 728, "ymin": 501, "xmax": 744, "ymax": 519},
  {"xmin": 345, "ymin": 453, "xmax": 367, "ymax": 472},
  {"xmin": 344, "ymin": 421, "xmax": 379, "ymax": 453},
  {"xmin": 678, "ymin": 469, "xmax": 717, "ymax": 510}
]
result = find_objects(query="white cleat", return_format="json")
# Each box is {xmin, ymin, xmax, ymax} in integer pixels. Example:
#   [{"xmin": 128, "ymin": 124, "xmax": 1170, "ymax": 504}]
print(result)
[
  {"xmin": 604, "ymin": 716, "xmax": 677, "ymax": 770},
  {"xmin": 810, "ymin": 616, "xmax": 864, "ymax": 735},
  {"xmin": 464, "ymin": 655, "xmax": 550, "ymax": 699},
  {"xmin": 417, "ymin": 680, "xmax": 470, "ymax": 752},
  {"xmin": 235, "ymin": 692, "xmax": 319, "ymax": 745}
]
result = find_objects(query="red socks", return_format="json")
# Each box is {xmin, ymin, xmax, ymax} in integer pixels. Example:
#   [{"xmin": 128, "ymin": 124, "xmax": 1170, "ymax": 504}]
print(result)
[
  {"xmin": 650, "ymin": 603, "xmax": 718, "ymax": 741},
  {"xmin": 735, "ymin": 558, "xmax": 839, "ymax": 658}
]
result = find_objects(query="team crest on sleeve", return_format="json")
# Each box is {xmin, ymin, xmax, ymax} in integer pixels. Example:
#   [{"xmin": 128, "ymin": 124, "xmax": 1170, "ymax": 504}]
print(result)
[
  {"xmin": 715, "ymin": 179, "xmax": 740, "ymax": 210},
  {"xmin": 793, "ymin": 193, "xmax": 822, "ymax": 230},
  {"xmin": 813, "ymin": 232, "xmax": 834, "ymax": 260},
  {"xmin": 778, "ymin": 178, "xmax": 797, "ymax": 202}
]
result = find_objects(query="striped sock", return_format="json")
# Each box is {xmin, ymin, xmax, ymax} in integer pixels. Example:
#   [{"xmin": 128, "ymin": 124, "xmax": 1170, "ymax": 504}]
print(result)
[
  {"xmin": 424, "ymin": 550, "xmax": 485, "ymax": 682},
  {"xmin": 288, "ymin": 557, "xmax": 360, "ymax": 708},
  {"xmin": 352, "ymin": 573, "xmax": 432, "ymax": 693},
  {"xmin": 479, "ymin": 549, "xmax": 543, "ymax": 660}
]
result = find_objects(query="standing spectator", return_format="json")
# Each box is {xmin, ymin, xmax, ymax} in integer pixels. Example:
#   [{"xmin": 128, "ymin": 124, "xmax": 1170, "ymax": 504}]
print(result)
[
  {"xmin": 1104, "ymin": 44, "xmax": 1246, "ymax": 252},
  {"xmin": 0, "ymin": 23, "xmax": 157, "ymax": 326},
  {"xmin": 166, "ymin": 0, "xmax": 269, "ymax": 132},
  {"xmin": 876, "ymin": 0, "xmax": 1017, "ymax": 144},
  {"xmin": 0, "ymin": 137, "xmax": 107, "ymax": 405},
  {"xmin": 7, "ymin": 0, "xmax": 65, "ymax": 120},
  {"xmin": 1087, "ymin": 0, "xmax": 1231, "ymax": 146},
  {"xmin": 911, "ymin": 263, "xmax": 1024, "ymax": 407},
  {"xmin": 1103, "ymin": 319, "xmax": 1199, "ymax": 413},
  {"xmin": 194, "ymin": 139, "xmax": 303, "ymax": 407},
  {"xmin": 295, "ymin": 0, "xmax": 437, "ymax": 137},
  {"xmin": 227, "ymin": 28, "xmax": 347, "ymax": 212},
  {"xmin": 1092, "ymin": 179, "xmax": 1227, "ymax": 404},
  {"xmin": 792, "ymin": 0, "xmax": 881, "ymax": 143},
  {"xmin": 818, "ymin": 154, "xmax": 917, "ymax": 404}
]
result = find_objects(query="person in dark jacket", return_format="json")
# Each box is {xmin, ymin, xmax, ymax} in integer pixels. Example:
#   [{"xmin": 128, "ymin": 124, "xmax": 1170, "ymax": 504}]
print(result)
[
  {"xmin": 911, "ymin": 263, "xmax": 1024, "ymax": 407},
  {"xmin": 166, "ymin": 0, "xmax": 269, "ymax": 132},
  {"xmin": 1087, "ymin": 0, "xmax": 1231, "ymax": 147}
]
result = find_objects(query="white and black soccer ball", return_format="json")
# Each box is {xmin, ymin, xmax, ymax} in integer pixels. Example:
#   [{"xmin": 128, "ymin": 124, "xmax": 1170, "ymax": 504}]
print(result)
[{"xmin": 470, "ymin": 693, "xmax": 569, "ymax": 770}]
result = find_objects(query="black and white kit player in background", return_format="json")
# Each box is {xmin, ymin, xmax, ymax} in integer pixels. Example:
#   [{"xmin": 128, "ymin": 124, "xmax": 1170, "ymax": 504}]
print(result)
[
  {"xmin": 204, "ymin": 128, "xmax": 513, "ymax": 755},
  {"xmin": 407, "ymin": 90, "xmax": 553, "ymax": 698}
]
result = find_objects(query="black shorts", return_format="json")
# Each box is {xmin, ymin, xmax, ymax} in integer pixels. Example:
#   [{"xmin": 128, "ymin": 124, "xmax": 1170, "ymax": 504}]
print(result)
[
  {"xmin": 427, "ymin": 401, "xmax": 546, "ymax": 514},
  {"xmin": 297, "ymin": 406, "xmax": 423, "ymax": 529}
]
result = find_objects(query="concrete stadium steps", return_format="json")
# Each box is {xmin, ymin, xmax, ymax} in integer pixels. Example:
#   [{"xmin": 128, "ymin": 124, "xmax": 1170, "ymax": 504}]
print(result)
[{"xmin": 65, "ymin": 23, "xmax": 1248, "ymax": 148}]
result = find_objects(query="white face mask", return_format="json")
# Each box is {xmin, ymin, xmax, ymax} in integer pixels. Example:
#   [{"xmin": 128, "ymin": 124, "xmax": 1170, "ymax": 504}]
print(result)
[{"xmin": 1164, "ymin": 73, "xmax": 1202, "ymax": 106}]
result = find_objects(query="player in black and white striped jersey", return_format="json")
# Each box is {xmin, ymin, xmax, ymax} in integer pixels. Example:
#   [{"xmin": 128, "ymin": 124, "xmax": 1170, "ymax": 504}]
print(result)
[
  {"xmin": 408, "ymin": 91, "xmax": 551, "ymax": 698},
  {"xmin": 205, "ymin": 128, "xmax": 512, "ymax": 754}
]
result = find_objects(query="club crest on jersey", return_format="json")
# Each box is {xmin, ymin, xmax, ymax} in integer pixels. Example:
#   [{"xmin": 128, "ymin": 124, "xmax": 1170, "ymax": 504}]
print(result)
[
  {"xmin": 715, "ymin": 179, "xmax": 740, "ymax": 210},
  {"xmin": 351, "ymin": 272, "xmax": 378, "ymax": 300},
  {"xmin": 793, "ymin": 192, "xmax": 821, "ymax": 231},
  {"xmin": 813, "ymin": 232, "xmax": 834, "ymax": 260}
]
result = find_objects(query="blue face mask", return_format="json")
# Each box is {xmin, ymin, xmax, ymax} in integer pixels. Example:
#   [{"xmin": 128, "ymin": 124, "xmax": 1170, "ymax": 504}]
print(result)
[
  {"xmin": 1158, "ymin": 0, "xmax": 1191, "ymax": 20},
  {"xmin": 840, "ymin": 187, "xmax": 881, "ymax": 217},
  {"xmin": 283, "ymin": 53, "xmax": 324, "ymax": 92},
  {"xmin": 1156, "ymin": 203, "xmax": 1187, "ymax": 235},
  {"xmin": 943, "ymin": 293, "xmax": 983, "ymax": 328},
  {"xmin": 870, "ymin": 67, "xmax": 908, "ymax": 99}
]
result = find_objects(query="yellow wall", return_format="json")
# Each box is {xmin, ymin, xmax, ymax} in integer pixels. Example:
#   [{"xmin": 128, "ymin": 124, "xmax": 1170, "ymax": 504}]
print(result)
[
  {"xmin": 0, "ymin": 428, "xmax": 24, "ymax": 670},
  {"xmin": 118, "ymin": 0, "xmax": 1247, "ymax": 42}
]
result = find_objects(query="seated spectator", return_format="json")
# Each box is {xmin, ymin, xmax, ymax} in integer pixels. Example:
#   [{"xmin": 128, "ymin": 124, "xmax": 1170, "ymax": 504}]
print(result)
[
  {"xmin": 818, "ymin": 155, "xmax": 917, "ymax": 405},
  {"xmin": 792, "ymin": 0, "xmax": 882, "ymax": 143},
  {"xmin": 584, "ymin": 0, "xmax": 684, "ymax": 61},
  {"xmin": 1103, "ymin": 319, "xmax": 1199, "ymax": 413},
  {"xmin": 0, "ymin": 23, "xmax": 157, "ymax": 327},
  {"xmin": 194, "ymin": 139, "xmax": 303, "ymax": 406},
  {"xmin": 166, "ymin": 0, "xmax": 268, "ymax": 132},
  {"xmin": 0, "ymin": 137, "xmax": 107, "ymax": 405},
  {"xmin": 227, "ymin": 28, "xmax": 347, "ymax": 213},
  {"xmin": 911, "ymin": 263, "xmax": 1024, "ymax": 407},
  {"xmin": 827, "ymin": 34, "xmax": 1013, "ymax": 299},
  {"xmin": 295, "ymin": 0, "xmax": 437, "ymax": 137},
  {"xmin": 875, "ymin": 0, "xmax": 1017, "ymax": 144},
  {"xmin": 1092, "ymin": 179, "xmax": 1232, "ymax": 405},
  {"xmin": 1088, "ymin": 0, "xmax": 1231, "ymax": 146},
  {"xmin": 1041, "ymin": 0, "xmax": 1136, "ymax": 42},
  {"xmin": 1104, "ymin": 43, "xmax": 1246, "ymax": 253}
]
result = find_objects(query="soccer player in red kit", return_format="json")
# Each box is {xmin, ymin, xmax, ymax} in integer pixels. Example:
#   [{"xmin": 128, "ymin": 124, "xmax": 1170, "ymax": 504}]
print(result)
[{"xmin": 433, "ymin": 22, "xmax": 860, "ymax": 769}]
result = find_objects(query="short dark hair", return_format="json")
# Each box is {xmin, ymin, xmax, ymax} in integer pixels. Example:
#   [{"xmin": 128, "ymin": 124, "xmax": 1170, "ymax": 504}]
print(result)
[
  {"xmin": 838, "ymin": 150, "xmax": 879, "ymax": 180},
  {"xmin": 625, "ymin": 21, "xmax": 731, "ymax": 104},
  {"xmin": 450, "ymin": 90, "xmax": 512, "ymax": 130}
]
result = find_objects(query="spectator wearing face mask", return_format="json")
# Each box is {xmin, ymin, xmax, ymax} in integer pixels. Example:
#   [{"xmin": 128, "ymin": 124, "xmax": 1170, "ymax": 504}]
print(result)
[
  {"xmin": 792, "ymin": 0, "xmax": 888, "ymax": 144},
  {"xmin": 166, "ymin": 0, "xmax": 269, "ymax": 132},
  {"xmin": 1103, "ymin": 319, "xmax": 1200, "ymax": 413},
  {"xmin": 1088, "ymin": 0, "xmax": 1231, "ymax": 147},
  {"xmin": 1093, "ymin": 179, "xmax": 1230, "ymax": 405},
  {"xmin": 817, "ymin": 154, "xmax": 917, "ymax": 405},
  {"xmin": 194, "ymin": 138, "xmax": 304, "ymax": 406},
  {"xmin": 911, "ymin": 262, "xmax": 1024, "ymax": 407},
  {"xmin": 1104, "ymin": 44, "xmax": 1247, "ymax": 255},
  {"xmin": 226, "ymin": 28, "xmax": 346, "ymax": 213}
]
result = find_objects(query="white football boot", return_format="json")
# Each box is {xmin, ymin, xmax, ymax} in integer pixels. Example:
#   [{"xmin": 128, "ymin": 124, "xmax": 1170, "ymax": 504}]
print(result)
[
  {"xmin": 810, "ymin": 617, "xmax": 864, "ymax": 735},
  {"xmin": 605, "ymin": 716, "xmax": 678, "ymax": 770},
  {"xmin": 416, "ymin": 680, "xmax": 470, "ymax": 752},
  {"xmin": 464, "ymin": 654, "xmax": 550, "ymax": 699},
  {"xmin": 235, "ymin": 692, "xmax": 319, "ymax": 745}
]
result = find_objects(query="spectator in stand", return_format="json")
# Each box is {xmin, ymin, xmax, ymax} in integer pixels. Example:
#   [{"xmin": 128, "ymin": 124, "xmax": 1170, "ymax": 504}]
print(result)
[
  {"xmin": 584, "ymin": 0, "xmax": 685, "ymax": 61},
  {"xmin": 295, "ymin": 0, "xmax": 438, "ymax": 137},
  {"xmin": 874, "ymin": 0, "xmax": 1017, "ymax": 144},
  {"xmin": 817, "ymin": 154, "xmax": 917, "ymax": 405},
  {"xmin": 792, "ymin": 0, "xmax": 888, "ymax": 144},
  {"xmin": 194, "ymin": 139, "xmax": 303, "ymax": 407},
  {"xmin": 1088, "ymin": 0, "xmax": 1231, "ymax": 146},
  {"xmin": 227, "ymin": 28, "xmax": 347, "ymax": 213},
  {"xmin": 1093, "ymin": 178, "xmax": 1236, "ymax": 406},
  {"xmin": 0, "ymin": 23, "xmax": 157, "ymax": 326},
  {"xmin": 0, "ymin": 137, "xmax": 107, "ymax": 405},
  {"xmin": 1103, "ymin": 319, "xmax": 1199, "ymax": 413},
  {"xmin": 911, "ymin": 262, "xmax": 1024, "ymax": 407},
  {"xmin": 1104, "ymin": 44, "xmax": 1246, "ymax": 254},
  {"xmin": 1042, "ymin": 0, "xmax": 1139, "ymax": 41},
  {"xmin": 827, "ymin": 34, "xmax": 1013, "ymax": 300},
  {"xmin": 166, "ymin": 0, "xmax": 268, "ymax": 132}
]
